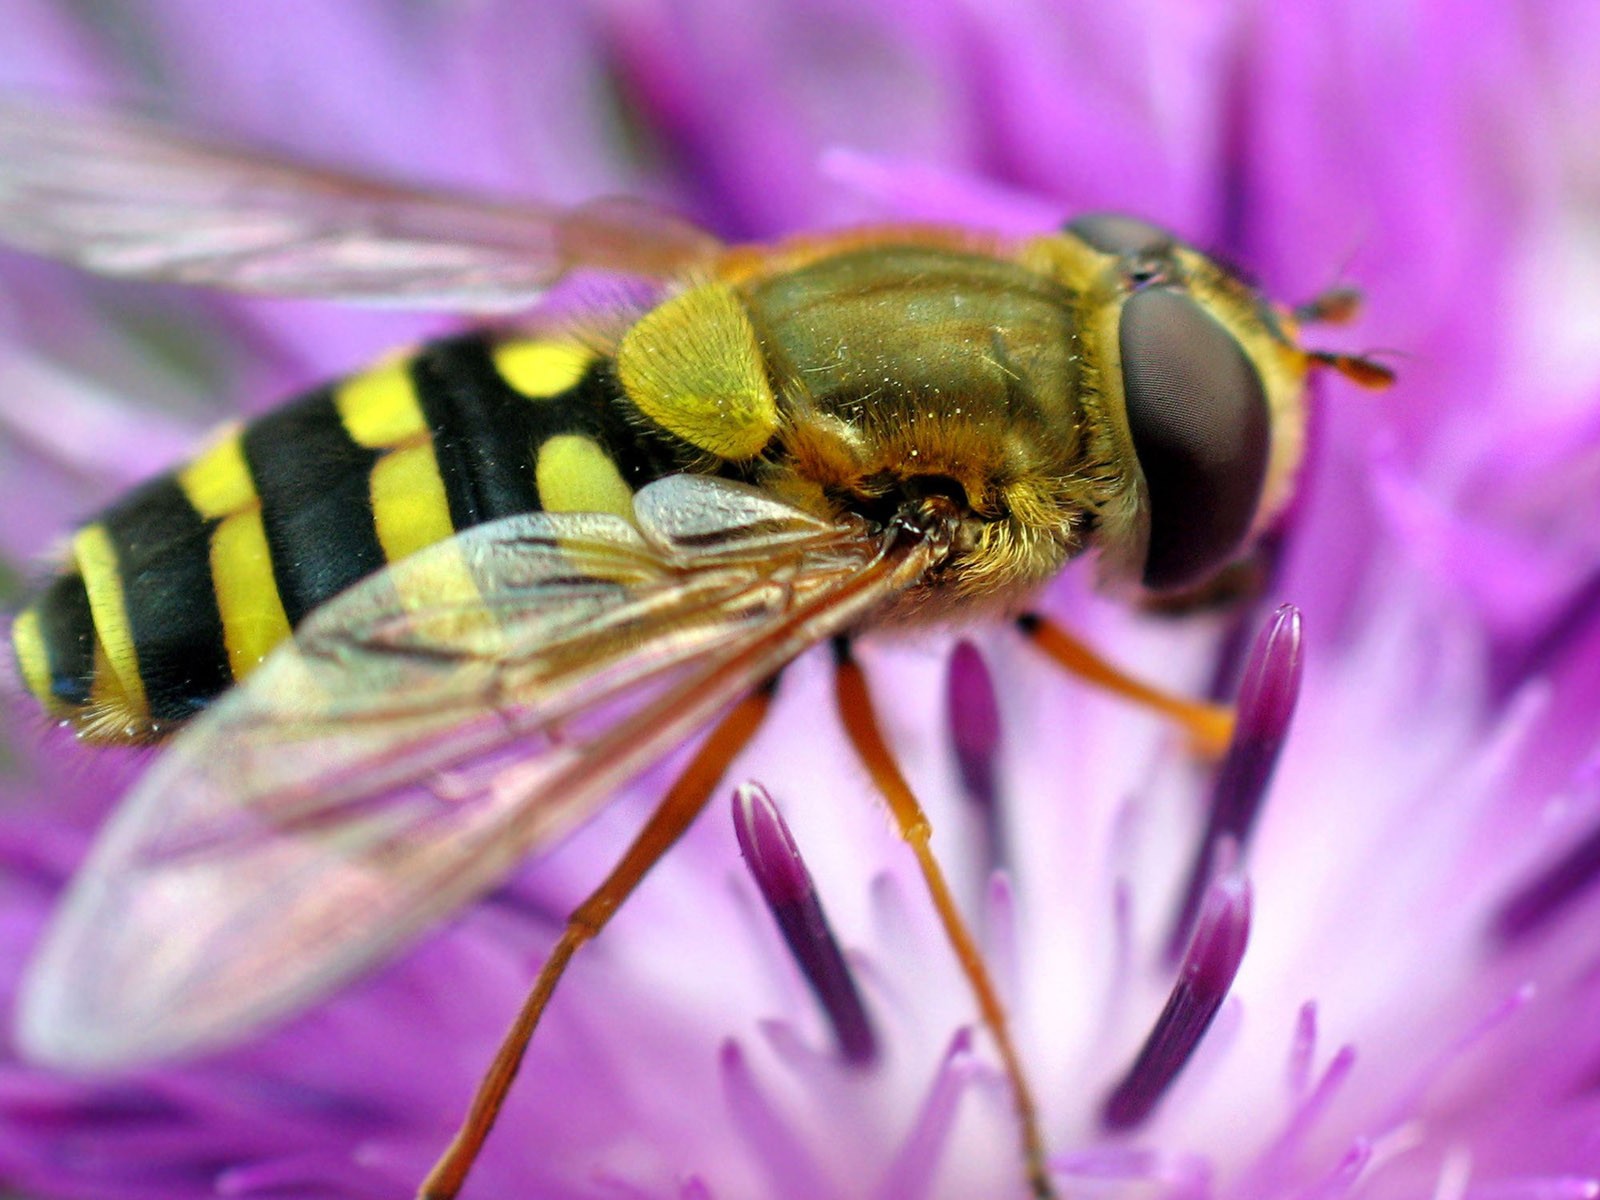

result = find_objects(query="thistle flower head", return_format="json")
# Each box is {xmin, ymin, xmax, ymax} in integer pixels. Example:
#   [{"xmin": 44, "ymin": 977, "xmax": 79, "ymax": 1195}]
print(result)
[{"xmin": 3, "ymin": 4, "xmax": 1600, "ymax": 1200}]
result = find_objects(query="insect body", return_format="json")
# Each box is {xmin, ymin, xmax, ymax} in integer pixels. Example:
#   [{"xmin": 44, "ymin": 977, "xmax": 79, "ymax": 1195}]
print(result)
[
  {"xmin": 11, "ymin": 227, "xmax": 1313, "ymax": 742},
  {"xmin": 0, "ymin": 100, "xmax": 1386, "ymax": 1199},
  {"xmin": 10, "ymin": 334, "xmax": 694, "ymax": 739}
]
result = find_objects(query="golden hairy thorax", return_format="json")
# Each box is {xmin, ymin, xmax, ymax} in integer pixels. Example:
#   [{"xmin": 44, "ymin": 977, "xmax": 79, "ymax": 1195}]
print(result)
[{"xmin": 614, "ymin": 241, "xmax": 1141, "ymax": 616}]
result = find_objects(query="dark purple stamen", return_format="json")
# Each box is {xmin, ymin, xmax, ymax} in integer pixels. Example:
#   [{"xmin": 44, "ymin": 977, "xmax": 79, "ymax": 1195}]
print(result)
[
  {"xmin": 732, "ymin": 782, "xmax": 877, "ymax": 1065},
  {"xmin": 947, "ymin": 640, "xmax": 1000, "ymax": 805},
  {"xmin": 947, "ymin": 640, "xmax": 1006, "ymax": 873},
  {"xmin": 1102, "ymin": 875, "xmax": 1252, "ymax": 1131},
  {"xmin": 1492, "ymin": 812, "xmax": 1600, "ymax": 944},
  {"xmin": 1167, "ymin": 605, "xmax": 1302, "ymax": 960}
]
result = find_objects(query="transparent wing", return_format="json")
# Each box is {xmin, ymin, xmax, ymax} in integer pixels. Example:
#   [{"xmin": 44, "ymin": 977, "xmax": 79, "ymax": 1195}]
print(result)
[
  {"xmin": 0, "ymin": 98, "xmax": 721, "ymax": 310},
  {"xmin": 19, "ymin": 476, "xmax": 940, "ymax": 1067}
]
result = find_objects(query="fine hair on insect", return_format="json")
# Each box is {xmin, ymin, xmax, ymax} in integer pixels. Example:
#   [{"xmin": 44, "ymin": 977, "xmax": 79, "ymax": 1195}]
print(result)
[{"xmin": 0, "ymin": 97, "xmax": 1390, "ymax": 1198}]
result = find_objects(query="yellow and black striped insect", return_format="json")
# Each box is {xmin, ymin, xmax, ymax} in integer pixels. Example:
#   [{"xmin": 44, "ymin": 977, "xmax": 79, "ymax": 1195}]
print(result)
[{"xmin": 0, "ymin": 99, "xmax": 1388, "ymax": 1199}]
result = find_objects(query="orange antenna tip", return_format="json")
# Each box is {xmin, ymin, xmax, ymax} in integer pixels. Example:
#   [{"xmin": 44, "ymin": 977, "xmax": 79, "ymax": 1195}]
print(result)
[{"xmin": 1308, "ymin": 350, "xmax": 1396, "ymax": 390}]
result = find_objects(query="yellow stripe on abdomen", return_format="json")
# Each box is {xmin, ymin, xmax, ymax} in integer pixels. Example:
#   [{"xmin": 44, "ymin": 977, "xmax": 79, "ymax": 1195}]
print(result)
[
  {"xmin": 9, "ymin": 608, "xmax": 60, "ymax": 715},
  {"xmin": 177, "ymin": 429, "xmax": 254, "ymax": 520},
  {"xmin": 535, "ymin": 434, "xmax": 635, "ymax": 520},
  {"xmin": 337, "ymin": 360, "xmax": 460, "ymax": 569},
  {"xmin": 70, "ymin": 523, "xmax": 148, "ymax": 728},
  {"xmin": 211, "ymin": 508, "xmax": 293, "ymax": 679},
  {"xmin": 335, "ymin": 359, "xmax": 430, "ymax": 448},
  {"xmin": 175, "ymin": 426, "xmax": 295, "ymax": 683},
  {"xmin": 370, "ymin": 439, "xmax": 456, "ymax": 564},
  {"xmin": 493, "ymin": 341, "xmax": 595, "ymax": 400}
]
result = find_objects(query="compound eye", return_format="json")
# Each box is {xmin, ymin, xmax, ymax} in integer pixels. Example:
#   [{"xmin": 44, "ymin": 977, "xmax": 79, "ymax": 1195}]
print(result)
[
  {"xmin": 1119, "ymin": 286, "xmax": 1270, "ymax": 590},
  {"xmin": 1065, "ymin": 213, "xmax": 1172, "ymax": 257}
]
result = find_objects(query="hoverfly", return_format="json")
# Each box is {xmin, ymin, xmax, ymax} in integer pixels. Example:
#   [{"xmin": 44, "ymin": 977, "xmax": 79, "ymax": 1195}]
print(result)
[{"xmin": 0, "ymin": 98, "xmax": 1389, "ymax": 1198}]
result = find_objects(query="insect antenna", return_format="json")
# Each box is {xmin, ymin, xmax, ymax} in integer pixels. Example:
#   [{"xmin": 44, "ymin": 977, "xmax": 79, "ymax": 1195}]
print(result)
[
  {"xmin": 1307, "ymin": 350, "xmax": 1397, "ymax": 390},
  {"xmin": 1289, "ymin": 283, "xmax": 1397, "ymax": 389}
]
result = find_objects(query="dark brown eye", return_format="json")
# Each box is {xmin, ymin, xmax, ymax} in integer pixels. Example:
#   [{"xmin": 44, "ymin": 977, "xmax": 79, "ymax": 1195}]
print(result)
[
  {"xmin": 1065, "ymin": 213, "xmax": 1171, "ymax": 257},
  {"xmin": 1119, "ymin": 286, "xmax": 1270, "ymax": 591}
]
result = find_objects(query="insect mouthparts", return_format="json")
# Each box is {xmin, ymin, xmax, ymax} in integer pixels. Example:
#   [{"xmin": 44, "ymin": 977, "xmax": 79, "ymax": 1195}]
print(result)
[
  {"xmin": 840, "ymin": 472, "xmax": 973, "ymax": 532},
  {"xmin": 889, "ymin": 486, "xmax": 965, "ymax": 554},
  {"xmin": 900, "ymin": 473, "xmax": 971, "ymax": 511}
]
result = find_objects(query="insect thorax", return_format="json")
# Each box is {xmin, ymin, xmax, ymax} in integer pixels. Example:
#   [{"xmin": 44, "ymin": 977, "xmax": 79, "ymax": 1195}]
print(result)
[{"xmin": 742, "ymin": 245, "xmax": 1141, "ymax": 612}]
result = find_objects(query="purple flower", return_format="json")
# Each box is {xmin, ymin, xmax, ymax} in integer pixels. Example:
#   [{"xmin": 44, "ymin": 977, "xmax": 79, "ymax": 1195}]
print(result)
[{"xmin": 4, "ymin": 3, "xmax": 1600, "ymax": 1198}]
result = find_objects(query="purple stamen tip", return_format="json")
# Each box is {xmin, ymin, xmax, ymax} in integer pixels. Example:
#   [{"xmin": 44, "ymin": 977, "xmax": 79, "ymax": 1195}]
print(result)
[
  {"xmin": 732, "ymin": 782, "xmax": 878, "ymax": 1065},
  {"xmin": 1167, "ymin": 606, "xmax": 1302, "ymax": 959},
  {"xmin": 1217, "ymin": 604, "xmax": 1304, "ymax": 835},
  {"xmin": 1235, "ymin": 604, "xmax": 1304, "ymax": 745},
  {"xmin": 1103, "ymin": 875, "xmax": 1252, "ymax": 1131},
  {"xmin": 734, "ymin": 780, "xmax": 812, "ymax": 905},
  {"xmin": 947, "ymin": 640, "xmax": 1001, "ymax": 809}
]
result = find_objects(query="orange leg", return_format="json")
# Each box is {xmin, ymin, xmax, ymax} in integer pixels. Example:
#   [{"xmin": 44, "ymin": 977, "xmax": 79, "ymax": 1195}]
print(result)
[
  {"xmin": 419, "ymin": 682, "xmax": 776, "ymax": 1200},
  {"xmin": 1016, "ymin": 613, "xmax": 1235, "ymax": 758},
  {"xmin": 833, "ymin": 639, "xmax": 1057, "ymax": 1200}
]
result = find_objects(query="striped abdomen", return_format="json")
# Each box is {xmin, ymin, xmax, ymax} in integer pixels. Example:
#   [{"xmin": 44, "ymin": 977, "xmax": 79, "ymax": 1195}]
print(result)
[{"xmin": 10, "ymin": 333, "xmax": 691, "ymax": 741}]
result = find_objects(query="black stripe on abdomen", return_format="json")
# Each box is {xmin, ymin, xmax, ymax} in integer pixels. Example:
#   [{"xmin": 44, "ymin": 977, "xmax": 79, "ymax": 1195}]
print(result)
[
  {"xmin": 411, "ymin": 339, "xmax": 544, "ymax": 528},
  {"xmin": 581, "ymin": 359, "xmax": 686, "ymax": 489},
  {"xmin": 34, "ymin": 572, "xmax": 95, "ymax": 709},
  {"xmin": 412, "ymin": 336, "xmax": 686, "ymax": 531},
  {"xmin": 241, "ymin": 389, "xmax": 385, "ymax": 626},
  {"xmin": 101, "ymin": 477, "xmax": 230, "ymax": 721}
]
